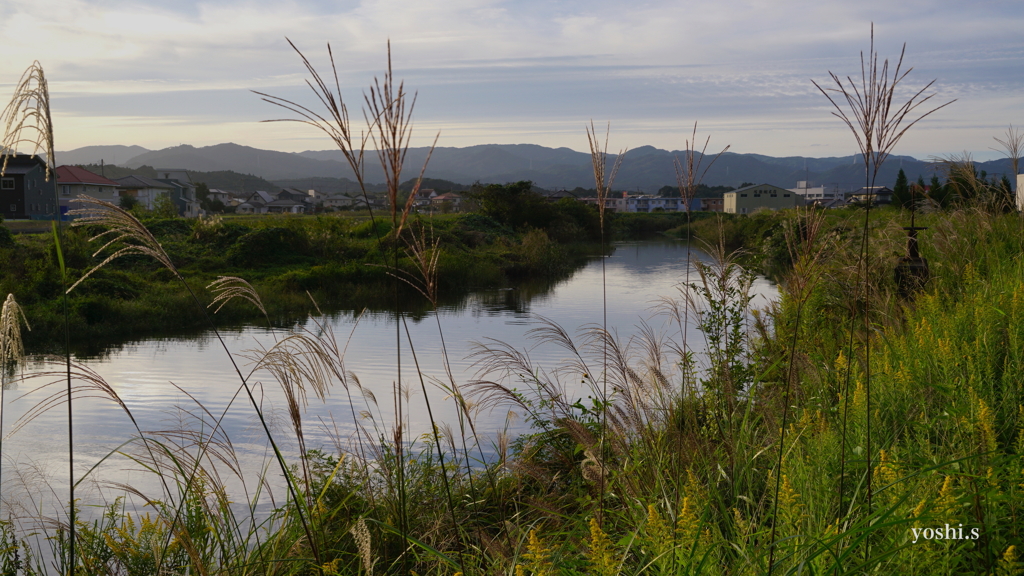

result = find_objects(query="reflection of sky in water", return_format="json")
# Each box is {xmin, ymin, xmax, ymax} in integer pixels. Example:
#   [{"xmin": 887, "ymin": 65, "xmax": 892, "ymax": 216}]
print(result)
[{"xmin": 2, "ymin": 240, "xmax": 777, "ymax": 521}]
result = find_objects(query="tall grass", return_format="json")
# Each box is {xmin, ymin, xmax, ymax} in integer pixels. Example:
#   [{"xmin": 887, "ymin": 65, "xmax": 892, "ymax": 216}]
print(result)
[{"xmin": 811, "ymin": 25, "xmax": 954, "ymax": 556}]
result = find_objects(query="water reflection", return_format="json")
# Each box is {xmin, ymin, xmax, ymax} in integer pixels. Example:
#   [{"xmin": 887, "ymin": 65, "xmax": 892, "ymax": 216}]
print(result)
[{"xmin": 2, "ymin": 240, "xmax": 778, "ymax": 522}]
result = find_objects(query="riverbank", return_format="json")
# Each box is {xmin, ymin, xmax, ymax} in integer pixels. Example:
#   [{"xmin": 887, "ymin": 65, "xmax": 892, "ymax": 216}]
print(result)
[
  {"xmin": 0, "ymin": 207, "xmax": 694, "ymax": 354},
  {"xmin": 4, "ymin": 206, "xmax": 1024, "ymax": 574}
]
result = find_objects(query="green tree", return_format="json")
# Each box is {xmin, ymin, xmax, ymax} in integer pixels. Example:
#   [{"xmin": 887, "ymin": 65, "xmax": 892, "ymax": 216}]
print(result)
[
  {"xmin": 152, "ymin": 194, "xmax": 178, "ymax": 218},
  {"xmin": 0, "ymin": 215, "xmax": 14, "ymax": 248},
  {"xmin": 118, "ymin": 195, "xmax": 139, "ymax": 211},
  {"xmin": 470, "ymin": 181, "xmax": 552, "ymax": 230},
  {"xmin": 928, "ymin": 174, "xmax": 950, "ymax": 208},
  {"xmin": 196, "ymin": 182, "xmax": 216, "ymax": 212},
  {"xmin": 892, "ymin": 168, "xmax": 911, "ymax": 208}
]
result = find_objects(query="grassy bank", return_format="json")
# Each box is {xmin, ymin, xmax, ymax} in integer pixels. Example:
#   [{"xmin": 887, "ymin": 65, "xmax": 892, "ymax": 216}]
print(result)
[
  {"xmin": 0, "ymin": 210, "xmax": 608, "ymax": 354},
  {"xmin": 3, "ymin": 205, "xmax": 1021, "ymax": 575}
]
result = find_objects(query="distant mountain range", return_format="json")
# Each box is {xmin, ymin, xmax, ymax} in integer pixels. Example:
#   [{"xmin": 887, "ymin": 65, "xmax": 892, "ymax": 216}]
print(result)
[{"xmin": 53, "ymin": 143, "xmax": 1019, "ymax": 193}]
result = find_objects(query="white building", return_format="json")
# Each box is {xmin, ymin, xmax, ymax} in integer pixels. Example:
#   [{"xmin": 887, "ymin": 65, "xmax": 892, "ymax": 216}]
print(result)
[
  {"xmin": 1017, "ymin": 174, "xmax": 1024, "ymax": 211},
  {"xmin": 788, "ymin": 181, "xmax": 842, "ymax": 203}
]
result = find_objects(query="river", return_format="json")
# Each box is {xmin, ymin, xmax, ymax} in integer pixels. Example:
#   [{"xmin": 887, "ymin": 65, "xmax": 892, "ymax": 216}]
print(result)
[{"xmin": 1, "ymin": 239, "xmax": 778, "ymax": 524}]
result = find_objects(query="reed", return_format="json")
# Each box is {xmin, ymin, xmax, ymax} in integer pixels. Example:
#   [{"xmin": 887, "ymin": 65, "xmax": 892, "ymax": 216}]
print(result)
[
  {"xmin": 585, "ymin": 121, "xmax": 625, "ymax": 528},
  {"xmin": 811, "ymin": 26, "xmax": 954, "ymax": 558}
]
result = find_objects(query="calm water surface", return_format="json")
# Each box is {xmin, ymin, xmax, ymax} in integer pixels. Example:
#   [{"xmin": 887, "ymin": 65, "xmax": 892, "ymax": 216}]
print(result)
[{"xmin": 2, "ymin": 240, "xmax": 778, "ymax": 520}]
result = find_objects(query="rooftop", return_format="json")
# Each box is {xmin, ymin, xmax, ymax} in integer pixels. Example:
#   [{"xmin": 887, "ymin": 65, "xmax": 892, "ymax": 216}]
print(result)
[{"xmin": 56, "ymin": 165, "xmax": 120, "ymax": 187}]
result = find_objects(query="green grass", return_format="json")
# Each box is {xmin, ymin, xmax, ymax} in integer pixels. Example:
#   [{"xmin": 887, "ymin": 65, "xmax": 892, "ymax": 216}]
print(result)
[
  {"xmin": 0, "ymin": 211, "xmax": 607, "ymax": 353},
  {"xmin": 5, "ymin": 204, "xmax": 1024, "ymax": 574}
]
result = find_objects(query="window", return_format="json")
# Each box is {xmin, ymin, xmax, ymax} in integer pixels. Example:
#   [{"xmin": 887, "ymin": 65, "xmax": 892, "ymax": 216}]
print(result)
[
  {"xmin": 754, "ymin": 193, "xmax": 761, "ymax": 197},
  {"xmin": 62, "ymin": 185, "xmax": 70, "ymax": 196},
  {"xmin": 740, "ymin": 193, "xmax": 748, "ymax": 197},
  {"xmin": 1, "ymin": 178, "xmax": 13, "ymax": 190},
  {"xmin": 784, "ymin": 194, "xmax": 791, "ymax": 197},
  {"xmin": 9, "ymin": 204, "xmax": 16, "ymax": 212}
]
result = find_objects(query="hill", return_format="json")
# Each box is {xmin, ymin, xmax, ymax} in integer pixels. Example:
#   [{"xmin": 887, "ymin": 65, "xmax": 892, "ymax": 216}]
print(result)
[
  {"xmin": 56, "ymin": 143, "xmax": 1021, "ymax": 193},
  {"xmin": 75, "ymin": 164, "xmax": 279, "ymax": 193}
]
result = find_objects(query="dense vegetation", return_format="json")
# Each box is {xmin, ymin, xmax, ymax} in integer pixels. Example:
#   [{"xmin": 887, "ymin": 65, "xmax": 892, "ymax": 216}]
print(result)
[
  {"xmin": 0, "ymin": 182, "xmax": 698, "ymax": 352},
  {"xmin": 0, "ymin": 200, "xmax": 612, "ymax": 352},
  {"xmin": 4, "ymin": 203, "xmax": 1021, "ymax": 575}
]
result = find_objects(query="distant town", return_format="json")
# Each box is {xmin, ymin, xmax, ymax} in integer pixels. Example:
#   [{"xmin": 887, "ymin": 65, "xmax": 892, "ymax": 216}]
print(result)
[{"xmin": 1, "ymin": 141, "xmax": 1019, "ymax": 220}]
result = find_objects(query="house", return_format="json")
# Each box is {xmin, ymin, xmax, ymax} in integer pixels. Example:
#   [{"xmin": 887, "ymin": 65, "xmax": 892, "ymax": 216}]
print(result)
[
  {"xmin": 847, "ymin": 186, "xmax": 894, "ymax": 206},
  {"xmin": 430, "ymin": 192, "xmax": 462, "ymax": 211},
  {"xmin": 265, "ymin": 197, "xmax": 307, "ymax": 214},
  {"xmin": 56, "ymin": 165, "xmax": 121, "ymax": 218},
  {"xmin": 207, "ymin": 188, "xmax": 234, "ymax": 205},
  {"xmin": 700, "ymin": 197, "xmax": 724, "ymax": 212},
  {"xmin": 723, "ymin": 184, "xmax": 801, "ymax": 214},
  {"xmin": 579, "ymin": 192, "xmax": 724, "ymax": 213},
  {"xmin": 636, "ymin": 196, "xmax": 686, "ymax": 212},
  {"xmin": 153, "ymin": 169, "xmax": 201, "ymax": 218},
  {"xmin": 0, "ymin": 154, "xmax": 54, "ymax": 220},
  {"xmin": 540, "ymin": 189, "xmax": 577, "ymax": 202},
  {"xmin": 225, "ymin": 190, "xmax": 250, "ymax": 207},
  {"xmin": 276, "ymin": 188, "xmax": 310, "ymax": 204},
  {"xmin": 236, "ymin": 190, "xmax": 275, "ymax": 214},
  {"xmin": 580, "ymin": 192, "xmax": 628, "ymax": 213},
  {"xmin": 323, "ymin": 194, "xmax": 362, "ymax": 210},
  {"xmin": 788, "ymin": 181, "xmax": 842, "ymax": 203},
  {"xmin": 1018, "ymin": 174, "xmax": 1024, "ymax": 211},
  {"xmin": 114, "ymin": 175, "xmax": 175, "ymax": 210},
  {"xmin": 411, "ymin": 188, "xmax": 438, "ymax": 208}
]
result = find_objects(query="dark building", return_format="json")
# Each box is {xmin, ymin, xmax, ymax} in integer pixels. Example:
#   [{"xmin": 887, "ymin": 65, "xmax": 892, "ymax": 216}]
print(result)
[{"xmin": 0, "ymin": 154, "xmax": 55, "ymax": 220}]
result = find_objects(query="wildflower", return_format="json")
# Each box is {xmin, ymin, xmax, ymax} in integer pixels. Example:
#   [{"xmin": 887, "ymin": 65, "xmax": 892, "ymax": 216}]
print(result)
[
  {"xmin": 518, "ymin": 529, "xmax": 554, "ymax": 576},
  {"xmin": 587, "ymin": 518, "xmax": 617, "ymax": 576}
]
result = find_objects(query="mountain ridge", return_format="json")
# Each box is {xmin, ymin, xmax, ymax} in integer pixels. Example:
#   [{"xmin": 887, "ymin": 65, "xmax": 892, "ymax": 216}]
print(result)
[{"xmin": 54, "ymin": 142, "xmax": 1017, "ymax": 193}]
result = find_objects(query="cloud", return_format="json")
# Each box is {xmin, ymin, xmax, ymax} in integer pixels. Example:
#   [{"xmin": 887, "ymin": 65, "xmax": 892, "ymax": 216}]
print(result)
[{"xmin": 2, "ymin": 0, "xmax": 1023, "ymax": 157}]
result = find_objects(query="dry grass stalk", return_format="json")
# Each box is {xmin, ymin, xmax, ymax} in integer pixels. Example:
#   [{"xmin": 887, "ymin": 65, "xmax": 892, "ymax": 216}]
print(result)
[
  {"xmin": 207, "ymin": 276, "xmax": 268, "ymax": 318},
  {"xmin": 351, "ymin": 518, "xmax": 374, "ymax": 575},
  {"xmin": 66, "ymin": 196, "xmax": 177, "ymax": 292},
  {"xmin": 812, "ymin": 24, "xmax": 954, "ymax": 188},
  {"xmin": 0, "ymin": 294, "xmax": 29, "ymax": 371},
  {"xmin": 362, "ymin": 43, "xmax": 439, "ymax": 237},
  {"xmin": 674, "ymin": 122, "xmax": 730, "ymax": 210},
  {"xmin": 992, "ymin": 124, "xmax": 1023, "ymax": 182},
  {"xmin": 807, "ymin": 26, "xmax": 953, "ymax": 561},
  {"xmin": 256, "ymin": 39, "xmax": 371, "ymax": 190},
  {"xmin": 585, "ymin": 121, "xmax": 626, "ymax": 226},
  {"xmin": 0, "ymin": 61, "xmax": 55, "ymax": 178},
  {"xmin": 936, "ymin": 152, "xmax": 1011, "ymax": 213}
]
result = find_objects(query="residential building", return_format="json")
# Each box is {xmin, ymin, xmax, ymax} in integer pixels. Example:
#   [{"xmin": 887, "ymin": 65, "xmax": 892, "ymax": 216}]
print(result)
[
  {"xmin": 788, "ymin": 181, "xmax": 843, "ymax": 206},
  {"xmin": 723, "ymin": 184, "xmax": 801, "ymax": 214},
  {"xmin": 236, "ymin": 190, "xmax": 275, "ymax": 214},
  {"xmin": 154, "ymin": 169, "xmax": 201, "ymax": 218},
  {"xmin": 847, "ymin": 186, "xmax": 894, "ymax": 205},
  {"xmin": 114, "ymin": 175, "xmax": 175, "ymax": 210},
  {"xmin": 431, "ymin": 192, "xmax": 462, "ymax": 211},
  {"xmin": 56, "ymin": 165, "xmax": 121, "ymax": 218},
  {"xmin": 700, "ymin": 197, "xmax": 724, "ymax": 212},
  {"xmin": 278, "ymin": 188, "xmax": 311, "ymax": 204},
  {"xmin": 1017, "ymin": 174, "xmax": 1024, "ymax": 211},
  {"xmin": 265, "ymin": 197, "xmax": 306, "ymax": 214},
  {"xmin": 1, "ymin": 154, "xmax": 54, "ymax": 220},
  {"xmin": 323, "ymin": 194, "xmax": 364, "ymax": 210},
  {"xmin": 413, "ymin": 188, "xmax": 438, "ymax": 207},
  {"xmin": 207, "ymin": 188, "xmax": 234, "ymax": 205}
]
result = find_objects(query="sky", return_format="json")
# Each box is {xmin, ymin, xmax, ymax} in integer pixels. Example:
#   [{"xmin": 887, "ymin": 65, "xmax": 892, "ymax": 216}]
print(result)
[{"xmin": 2, "ymin": 0, "xmax": 1023, "ymax": 160}]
